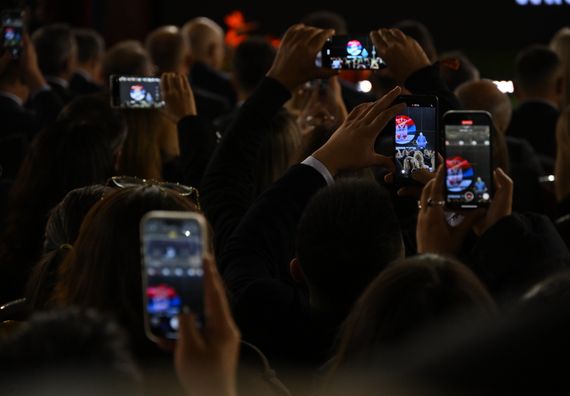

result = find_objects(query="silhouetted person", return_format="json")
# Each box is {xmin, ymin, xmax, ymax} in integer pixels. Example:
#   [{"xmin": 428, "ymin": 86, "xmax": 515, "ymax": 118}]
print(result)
[
  {"xmin": 70, "ymin": 28, "xmax": 104, "ymax": 95},
  {"xmin": 439, "ymin": 50, "xmax": 479, "ymax": 92}
]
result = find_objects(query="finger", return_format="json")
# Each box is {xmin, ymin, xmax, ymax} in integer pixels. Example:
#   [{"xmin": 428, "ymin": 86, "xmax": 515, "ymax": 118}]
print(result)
[
  {"xmin": 420, "ymin": 178, "xmax": 435, "ymax": 212},
  {"xmin": 494, "ymin": 167, "xmax": 513, "ymax": 193},
  {"xmin": 161, "ymin": 73, "xmax": 172, "ymax": 93},
  {"xmin": 411, "ymin": 168, "xmax": 435, "ymax": 185},
  {"xmin": 178, "ymin": 312, "xmax": 205, "ymax": 352},
  {"xmin": 437, "ymin": 152, "xmax": 444, "ymax": 166},
  {"xmin": 397, "ymin": 186, "xmax": 423, "ymax": 198},
  {"xmin": 203, "ymin": 255, "xmax": 233, "ymax": 330},
  {"xmin": 390, "ymin": 28, "xmax": 407, "ymax": 41},
  {"xmin": 281, "ymin": 23, "xmax": 305, "ymax": 43},
  {"xmin": 373, "ymin": 154, "xmax": 394, "ymax": 169},
  {"xmin": 370, "ymin": 102, "xmax": 406, "ymax": 134},
  {"xmin": 430, "ymin": 165, "xmax": 446, "ymax": 201},
  {"xmin": 307, "ymin": 28, "xmax": 335, "ymax": 52},
  {"xmin": 345, "ymin": 102, "xmax": 373, "ymax": 122},
  {"xmin": 370, "ymin": 30, "xmax": 387, "ymax": 52},
  {"xmin": 362, "ymin": 85, "xmax": 402, "ymax": 124},
  {"xmin": 456, "ymin": 208, "xmax": 486, "ymax": 231},
  {"xmin": 384, "ymin": 172, "xmax": 394, "ymax": 184}
]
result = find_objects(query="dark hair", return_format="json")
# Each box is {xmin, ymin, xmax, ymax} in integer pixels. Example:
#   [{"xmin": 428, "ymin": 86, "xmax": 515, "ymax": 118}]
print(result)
[
  {"xmin": 301, "ymin": 10, "xmax": 348, "ymax": 34},
  {"xmin": 25, "ymin": 185, "xmax": 112, "ymax": 311},
  {"xmin": 50, "ymin": 186, "xmax": 198, "ymax": 354},
  {"xmin": 515, "ymin": 45, "xmax": 561, "ymax": 93},
  {"xmin": 31, "ymin": 23, "xmax": 75, "ymax": 76},
  {"xmin": 73, "ymin": 28, "xmax": 105, "ymax": 64},
  {"xmin": 0, "ymin": 308, "xmax": 140, "ymax": 393},
  {"xmin": 103, "ymin": 40, "xmax": 152, "ymax": 83},
  {"xmin": 145, "ymin": 26, "xmax": 186, "ymax": 74},
  {"xmin": 232, "ymin": 37, "xmax": 276, "ymax": 93},
  {"xmin": 327, "ymin": 254, "xmax": 496, "ymax": 379},
  {"xmin": 0, "ymin": 96, "xmax": 126, "ymax": 304},
  {"xmin": 393, "ymin": 20, "xmax": 437, "ymax": 62},
  {"xmin": 439, "ymin": 51, "xmax": 480, "ymax": 92},
  {"xmin": 296, "ymin": 179, "xmax": 403, "ymax": 311}
]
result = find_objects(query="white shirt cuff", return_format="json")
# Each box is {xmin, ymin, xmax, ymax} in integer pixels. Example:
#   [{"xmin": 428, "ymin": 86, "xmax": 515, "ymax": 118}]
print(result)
[{"xmin": 301, "ymin": 156, "xmax": 334, "ymax": 186}]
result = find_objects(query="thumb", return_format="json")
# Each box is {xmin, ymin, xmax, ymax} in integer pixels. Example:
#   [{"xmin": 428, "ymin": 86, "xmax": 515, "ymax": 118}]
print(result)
[{"xmin": 373, "ymin": 154, "xmax": 394, "ymax": 170}]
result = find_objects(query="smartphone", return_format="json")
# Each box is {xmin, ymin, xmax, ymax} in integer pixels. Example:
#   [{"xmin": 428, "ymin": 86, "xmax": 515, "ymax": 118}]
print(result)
[
  {"xmin": 1, "ymin": 9, "xmax": 24, "ymax": 58},
  {"xmin": 443, "ymin": 110, "xmax": 493, "ymax": 209},
  {"xmin": 140, "ymin": 211, "xmax": 207, "ymax": 341},
  {"xmin": 392, "ymin": 95, "xmax": 439, "ymax": 184},
  {"xmin": 317, "ymin": 35, "xmax": 386, "ymax": 70},
  {"xmin": 110, "ymin": 75, "xmax": 165, "ymax": 109}
]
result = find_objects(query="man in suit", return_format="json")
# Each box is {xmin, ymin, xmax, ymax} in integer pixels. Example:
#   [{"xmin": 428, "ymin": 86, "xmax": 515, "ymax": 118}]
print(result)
[
  {"xmin": 31, "ymin": 24, "xmax": 77, "ymax": 104},
  {"xmin": 182, "ymin": 17, "xmax": 237, "ymax": 106},
  {"xmin": 70, "ymin": 29, "xmax": 104, "ymax": 95},
  {"xmin": 145, "ymin": 25, "xmax": 230, "ymax": 121},
  {"xmin": 507, "ymin": 45, "xmax": 563, "ymax": 171}
]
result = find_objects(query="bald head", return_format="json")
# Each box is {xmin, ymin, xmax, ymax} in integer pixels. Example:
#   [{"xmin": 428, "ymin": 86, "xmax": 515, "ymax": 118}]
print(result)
[
  {"xmin": 182, "ymin": 17, "xmax": 225, "ymax": 70},
  {"xmin": 145, "ymin": 25, "xmax": 189, "ymax": 75},
  {"xmin": 455, "ymin": 79, "xmax": 512, "ymax": 133}
]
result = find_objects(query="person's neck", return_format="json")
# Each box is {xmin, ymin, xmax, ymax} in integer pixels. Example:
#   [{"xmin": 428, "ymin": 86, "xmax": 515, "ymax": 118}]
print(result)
[
  {"xmin": 76, "ymin": 66, "xmax": 94, "ymax": 80},
  {"xmin": 45, "ymin": 74, "xmax": 70, "ymax": 88}
]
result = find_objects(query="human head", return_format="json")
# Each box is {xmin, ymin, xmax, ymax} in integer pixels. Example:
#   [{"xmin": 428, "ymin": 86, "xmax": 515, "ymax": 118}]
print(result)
[
  {"xmin": 454, "ymin": 79, "xmax": 511, "ymax": 173},
  {"xmin": 514, "ymin": 45, "xmax": 563, "ymax": 107},
  {"xmin": 0, "ymin": 59, "xmax": 28, "ymax": 101},
  {"xmin": 103, "ymin": 40, "xmax": 154, "ymax": 84},
  {"xmin": 145, "ymin": 25, "xmax": 190, "ymax": 75},
  {"xmin": 0, "ymin": 308, "xmax": 140, "ymax": 394},
  {"xmin": 556, "ymin": 105, "xmax": 570, "ymax": 201},
  {"xmin": 31, "ymin": 23, "xmax": 77, "ymax": 80},
  {"xmin": 550, "ymin": 27, "xmax": 570, "ymax": 109},
  {"xmin": 182, "ymin": 17, "xmax": 225, "ymax": 70},
  {"xmin": 439, "ymin": 51, "xmax": 480, "ymax": 92},
  {"xmin": 301, "ymin": 10, "xmax": 348, "ymax": 34},
  {"xmin": 50, "ymin": 186, "xmax": 199, "ymax": 353},
  {"xmin": 73, "ymin": 28, "xmax": 105, "ymax": 82},
  {"xmin": 393, "ymin": 20, "xmax": 437, "ymax": 62},
  {"xmin": 231, "ymin": 36, "xmax": 276, "ymax": 101},
  {"xmin": 294, "ymin": 179, "xmax": 404, "ymax": 313},
  {"xmin": 328, "ymin": 254, "xmax": 496, "ymax": 375}
]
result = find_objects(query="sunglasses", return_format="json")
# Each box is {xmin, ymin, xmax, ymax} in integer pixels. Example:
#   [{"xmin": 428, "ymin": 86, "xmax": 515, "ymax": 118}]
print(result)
[{"xmin": 107, "ymin": 176, "xmax": 200, "ymax": 208}]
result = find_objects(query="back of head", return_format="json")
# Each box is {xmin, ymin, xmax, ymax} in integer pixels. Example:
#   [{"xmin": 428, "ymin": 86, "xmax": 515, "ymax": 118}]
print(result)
[
  {"xmin": 232, "ymin": 36, "xmax": 276, "ymax": 96},
  {"xmin": 51, "ymin": 186, "xmax": 198, "ymax": 351},
  {"xmin": 556, "ymin": 105, "xmax": 570, "ymax": 201},
  {"xmin": 393, "ymin": 20, "xmax": 437, "ymax": 62},
  {"xmin": 329, "ymin": 254, "xmax": 496, "ymax": 374},
  {"xmin": 301, "ymin": 10, "xmax": 348, "ymax": 34},
  {"xmin": 515, "ymin": 45, "xmax": 561, "ymax": 98},
  {"xmin": 550, "ymin": 27, "xmax": 570, "ymax": 108},
  {"xmin": 182, "ymin": 17, "xmax": 224, "ymax": 68},
  {"xmin": 0, "ymin": 308, "xmax": 140, "ymax": 394},
  {"xmin": 32, "ymin": 23, "xmax": 76, "ymax": 78},
  {"xmin": 145, "ymin": 25, "xmax": 187, "ymax": 75},
  {"xmin": 296, "ymin": 179, "xmax": 403, "ymax": 311},
  {"xmin": 103, "ymin": 40, "xmax": 153, "ymax": 83},
  {"xmin": 439, "ymin": 51, "xmax": 480, "ymax": 92},
  {"xmin": 73, "ymin": 28, "xmax": 105, "ymax": 66}
]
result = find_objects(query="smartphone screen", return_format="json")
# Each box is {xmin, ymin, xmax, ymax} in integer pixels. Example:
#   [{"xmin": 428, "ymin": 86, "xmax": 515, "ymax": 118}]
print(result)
[
  {"xmin": 393, "ymin": 95, "xmax": 438, "ymax": 180},
  {"xmin": 141, "ymin": 211, "xmax": 205, "ymax": 341},
  {"xmin": 317, "ymin": 35, "xmax": 386, "ymax": 70},
  {"xmin": 1, "ymin": 10, "xmax": 23, "ymax": 58},
  {"xmin": 444, "ymin": 111, "xmax": 493, "ymax": 208},
  {"xmin": 110, "ymin": 76, "xmax": 165, "ymax": 109}
]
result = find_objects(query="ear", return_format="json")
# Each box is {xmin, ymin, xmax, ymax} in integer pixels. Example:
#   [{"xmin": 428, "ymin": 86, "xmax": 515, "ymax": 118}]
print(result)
[{"xmin": 289, "ymin": 257, "xmax": 304, "ymax": 283}]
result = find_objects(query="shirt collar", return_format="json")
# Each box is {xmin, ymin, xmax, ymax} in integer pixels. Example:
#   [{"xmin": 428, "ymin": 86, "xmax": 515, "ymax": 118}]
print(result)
[
  {"xmin": 45, "ymin": 76, "xmax": 70, "ymax": 89},
  {"xmin": 0, "ymin": 91, "xmax": 24, "ymax": 106}
]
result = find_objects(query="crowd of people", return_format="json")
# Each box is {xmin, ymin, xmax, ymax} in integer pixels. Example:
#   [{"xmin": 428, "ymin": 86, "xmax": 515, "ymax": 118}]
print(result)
[{"xmin": 1, "ymin": 8, "xmax": 570, "ymax": 396}]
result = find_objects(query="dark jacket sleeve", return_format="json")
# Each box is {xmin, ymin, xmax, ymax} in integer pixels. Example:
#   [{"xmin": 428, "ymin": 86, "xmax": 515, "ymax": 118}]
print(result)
[
  {"xmin": 405, "ymin": 63, "xmax": 461, "ymax": 118},
  {"xmin": 200, "ymin": 77, "xmax": 291, "ymax": 259},
  {"xmin": 465, "ymin": 212, "xmax": 570, "ymax": 301},
  {"xmin": 29, "ymin": 89, "xmax": 65, "ymax": 127},
  {"xmin": 162, "ymin": 115, "xmax": 217, "ymax": 188}
]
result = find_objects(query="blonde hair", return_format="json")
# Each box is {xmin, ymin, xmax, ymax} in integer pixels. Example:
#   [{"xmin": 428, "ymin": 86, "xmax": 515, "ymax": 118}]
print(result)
[
  {"xmin": 551, "ymin": 27, "xmax": 570, "ymax": 109},
  {"xmin": 556, "ymin": 106, "xmax": 570, "ymax": 201}
]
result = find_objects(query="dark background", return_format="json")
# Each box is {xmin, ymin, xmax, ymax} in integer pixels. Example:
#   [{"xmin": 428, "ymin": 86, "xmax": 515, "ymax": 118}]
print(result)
[{"xmin": 8, "ymin": 0, "xmax": 570, "ymax": 79}]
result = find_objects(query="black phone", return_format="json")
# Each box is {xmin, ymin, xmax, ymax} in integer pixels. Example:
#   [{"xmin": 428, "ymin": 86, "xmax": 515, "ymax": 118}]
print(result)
[
  {"xmin": 110, "ymin": 75, "xmax": 165, "ymax": 109},
  {"xmin": 317, "ymin": 35, "xmax": 386, "ymax": 70},
  {"xmin": 1, "ymin": 9, "xmax": 23, "ymax": 58},
  {"xmin": 443, "ymin": 110, "xmax": 493, "ymax": 209},
  {"xmin": 392, "ymin": 95, "xmax": 439, "ymax": 184},
  {"xmin": 140, "ymin": 211, "xmax": 206, "ymax": 342}
]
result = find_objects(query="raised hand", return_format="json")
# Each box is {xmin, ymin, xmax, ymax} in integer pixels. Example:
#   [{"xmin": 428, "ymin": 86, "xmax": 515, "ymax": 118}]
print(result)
[{"xmin": 161, "ymin": 72, "xmax": 197, "ymax": 123}]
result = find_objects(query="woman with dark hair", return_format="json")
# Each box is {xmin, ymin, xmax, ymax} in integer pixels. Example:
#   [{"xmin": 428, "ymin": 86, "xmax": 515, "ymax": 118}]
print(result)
[
  {"xmin": 49, "ymin": 185, "xmax": 198, "ymax": 355},
  {"xmin": 0, "ymin": 95, "xmax": 127, "ymax": 304},
  {"xmin": 323, "ymin": 254, "xmax": 497, "ymax": 386}
]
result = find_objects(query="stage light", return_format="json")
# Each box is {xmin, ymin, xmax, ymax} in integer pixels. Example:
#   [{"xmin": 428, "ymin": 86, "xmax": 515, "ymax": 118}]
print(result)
[
  {"xmin": 357, "ymin": 80, "xmax": 372, "ymax": 93},
  {"xmin": 493, "ymin": 80, "xmax": 514, "ymax": 94}
]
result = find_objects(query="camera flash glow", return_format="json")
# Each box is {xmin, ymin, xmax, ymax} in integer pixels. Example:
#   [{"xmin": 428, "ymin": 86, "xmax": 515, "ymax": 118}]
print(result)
[
  {"xmin": 548, "ymin": 175, "xmax": 555, "ymax": 182},
  {"xmin": 184, "ymin": 230, "xmax": 191, "ymax": 237},
  {"xmin": 493, "ymin": 80, "xmax": 514, "ymax": 94},
  {"xmin": 357, "ymin": 80, "xmax": 372, "ymax": 93}
]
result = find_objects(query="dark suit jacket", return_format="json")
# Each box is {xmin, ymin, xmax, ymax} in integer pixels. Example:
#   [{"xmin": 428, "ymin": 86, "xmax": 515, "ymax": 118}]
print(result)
[
  {"xmin": 70, "ymin": 73, "xmax": 103, "ymax": 96},
  {"xmin": 47, "ymin": 80, "xmax": 74, "ymax": 104},
  {"xmin": 193, "ymin": 86, "xmax": 232, "ymax": 122},
  {"xmin": 507, "ymin": 100, "xmax": 559, "ymax": 165},
  {"xmin": 190, "ymin": 62, "xmax": 237, "ymax": 106},
  {"xmin": 556, "ymin": 196, "xmax": 570, "ymax": 250}
]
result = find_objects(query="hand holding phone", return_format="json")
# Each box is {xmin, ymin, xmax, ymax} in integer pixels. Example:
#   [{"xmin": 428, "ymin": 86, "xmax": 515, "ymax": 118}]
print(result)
[
  {"xmin": 111, "ymin": 75, "xmax": 165, "ymax": 109},
  {"xmin": 140, "ymin": 211, "xmax": 207, "ymax": 341},
  {"xmin": 1, "ymin": 9, "xmax": 24, "ymax": 58},
  {"xmin": 317, "ymin": 35, "xmax": 386, "ymax": 70}
]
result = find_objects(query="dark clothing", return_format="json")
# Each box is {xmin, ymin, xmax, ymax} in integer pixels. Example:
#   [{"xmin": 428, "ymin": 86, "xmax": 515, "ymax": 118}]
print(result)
[
  {"xmin": 70, "ymin": 72, "xmax": 103, "ymax": 96},
  {"xmin": 465, "ymin": 212, "xmax": 570, "ymax": 303},
  {"xmin": 193, "ymin": 86, "xmax": 232, "ymax": 123},
  {"xmin": 507, "ymin": 100, "xmax": 559, "ymax": 170},
  {"xmin": 555, "ymin": 196, "xmax": 570, "ymax": 250},
  {"xmin": 506, "ymin": 136, "xmax": 547, "ymax": 213},
  {"xmin": 46, "ymin": 80, "xmax": 74, "ymax": 104},
  {"xmin": 190, "ymin": 62, "xmax": 237, "ymax": 107}
]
